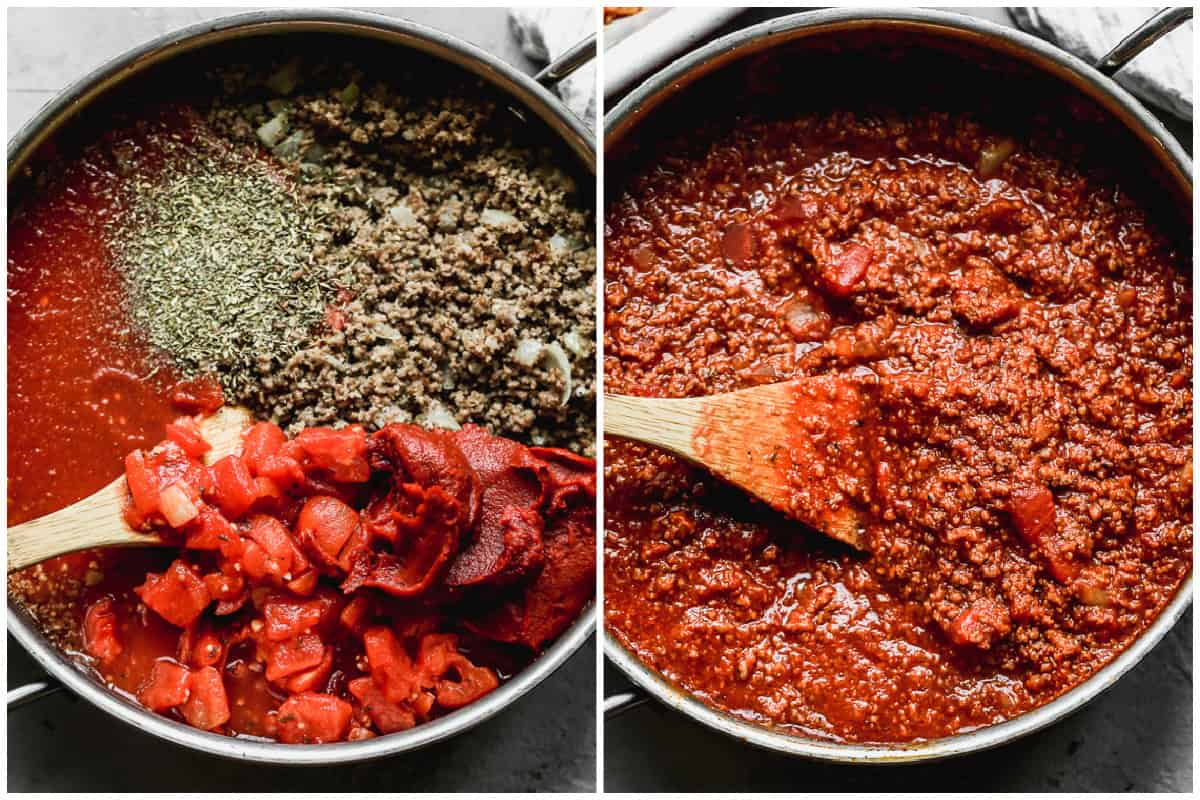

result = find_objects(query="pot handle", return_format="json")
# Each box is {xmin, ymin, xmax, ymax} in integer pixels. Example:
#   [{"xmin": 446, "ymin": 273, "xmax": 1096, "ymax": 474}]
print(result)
[
  {"xmin": 604, "ymin": 685, "xmax": 650, "ymax": 718},
  {"xmin": 8, "ymin": 678, "xmax": 63, "ymax": 710},
  {"xmin": 534, "ymin": 32, "xmax": 597, "ymax": 87},
  {"xmin": 1095, "ymin": 6, "xmax": 1192, "ymax": 77}
]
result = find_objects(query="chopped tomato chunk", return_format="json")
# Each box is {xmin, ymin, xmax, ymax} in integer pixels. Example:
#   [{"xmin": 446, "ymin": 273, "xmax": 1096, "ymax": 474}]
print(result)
[
  {"xmin": 363, "ymin": 626, "xmax": 417, "ymax": 703},
  {"xmin": 138, "ymin": 660, "xmax": 192, "ymax": 711},
  {"xmin": 295, "ymin": 426, "xmax": 371, "ymax": 483},
  {"xmin": 821, "ymin": 243, "xmax": 873, "ymax": 297},
  {"xmin": 124, "ymin": 450, "xmax": 160, "ymax": 517},
  {"xmin": 242, "ymin": 421, "xmax": 287, "ymax": 472},
  {"xmin": 171, "ymin": 378, "xmax": 225, "ymax": 415},
  {"xmin": 276, "ymin": 693, "xmax": 353, "ymax": 744},
  {"xmin": 136, "ymin": 560, "xmax": 211, "ymax": 628},
  {"xmin": 262, "ymin": 596, "xmax": 325, "ymax": 642},
  {"xmin": 264, "ymin": 633, "xmax": 326, "ymax": 682},
  {"xmin": 347, "ymin": 677, "xmax": 415, "ymax": 733},
  {"xmin": 179, "ymin": 666, "xmax": 230, "ymax": 731},
  {"xmin": 208, "ymin": 455, "xmax": 258, "ymax": 519},
  {"xmin": 83, "ymin": 597, "xmax": 122, "ymax": 663},
  {"xmin": 165, "ymin": 416, "xmax": 211, "ymax": 458}
]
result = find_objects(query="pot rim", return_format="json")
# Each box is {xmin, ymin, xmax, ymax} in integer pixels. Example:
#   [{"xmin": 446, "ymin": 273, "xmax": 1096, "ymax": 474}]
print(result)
[
  {"xmin": 7, "ymin": 8, "xmax": 595, "ymax": 766},
  {"xmin": 603, "ymin": 6, "xmax": 1192, "ymax": 764}
]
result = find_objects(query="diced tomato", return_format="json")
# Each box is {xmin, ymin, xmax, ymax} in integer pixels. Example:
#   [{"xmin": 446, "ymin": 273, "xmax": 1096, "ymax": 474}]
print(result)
[
  {"xmin": 275, "ymin": 692, "xmax": 353, "ymax": 744},
  {"xmin": 436, "ymin": 656, "xmax": 499, "ymax": 709},
  {"xmin": 171, "ymin": 378, "xmax": 225, "ymax": 415},
  {"xmin": 179, "ymin": 666, "xmax": 230, "ymax": 731},
  {"xmin": 284, "ymin": 647, "xmax": 333, "ymax": 693},
  {"xmin": 246, "ymin": 515, "xmax": 295, "ymax": 580},
  {"xmin": 1010, "ymin": 485, "xmax": 1078, "ymax": 582},
  {"xmin": 165, "ymin": 417, "xmax": 212, "ymax": 458},
  {"xmin": 257, "ymin": 454, "xmax": 305, "ymax": 487},
  {"xmin": 416, "ymin": 632, "xmax": 459, "ymax": 684},
  {"xmin": 184, "ymin": 506, "xmax": 237, "ymax": 551},
  {"xmin": 262, "ymin": 596, "xmax": 325, "ymax": 642},
  {"xmin": 208, "ymin": 456, "xmax": 258, "ymax": 519},
  {"xmin": 297, "ymin": 496, "xmax": 360, "ymax": 565},
  {"xmin": 242, "ymin": 422, "xmax": 287, "ymax": 472},
  {"xmin": 821, "ymin": 243, "xmax": 873, "ymax": 297},
  {"xmin": 204, "ymin": 571, "xmax": 245, "ymax": 605},
  {"xmin": 295, "ymin": 427, "xmax": 371, "ymax": 483},
  {"xmin": 241, "ymin": 540, "xmax": 272, "ymax": 581},
  {"xmin": 190, "ymin": 630, "xmax": 225, "ymax": 668},
  {"xmin": 947, "ymin": 598, "xmax": 1012, "ymax": 649},
  {"xmin": 264, "ymin": 633, "xmax": 326, "ymax": 682},
  {"xmin": 124, "ymin": 450, "xmax": 160, "ymax": 517},
  {"xmin": 721, "ymin": 222, "xmax": 755, "ymax": 265},
  {"xmin": 339, "ymin": 595, "xmax": 372, "ymax": 635},
  {"xmin": 254, "ymin": 476, "xmax": 285, "ymax": 508},
  {"xmin": 138, "ymin": 660, "xmax": 192, "ymax": 711},
  {"xmin": 135, "ymin": 560, "xmax": 212, "ymax": 628},
  {"xmin": 287, "ymin": 570, "xmax": 319, "ymax": 596},
  {"xmin": 83, "ymin": 597, "xmax": 122, "ymax": 663},
  {"xmin": 1010, "ymin": 485, "xmax": 1056, "ymax": 546},
  {"xmin": 347, "ymin": 676, "xmax": 416, "ymax": 734},
  {"xmin": 363, "ymin": 626, "xmax": 417, "ymax": 703}
]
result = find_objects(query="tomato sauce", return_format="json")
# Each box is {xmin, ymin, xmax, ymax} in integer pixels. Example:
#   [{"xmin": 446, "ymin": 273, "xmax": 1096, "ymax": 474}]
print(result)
[{"xmin": 604, "ymin": 54, "xmax": 1191, "ymax": 743}]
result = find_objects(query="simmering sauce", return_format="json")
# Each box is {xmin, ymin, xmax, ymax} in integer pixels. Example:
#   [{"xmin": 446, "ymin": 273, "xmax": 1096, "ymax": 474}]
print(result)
[{"xmin": 604, "ymin": 95, "xmax": 1191, "ymax": 741}]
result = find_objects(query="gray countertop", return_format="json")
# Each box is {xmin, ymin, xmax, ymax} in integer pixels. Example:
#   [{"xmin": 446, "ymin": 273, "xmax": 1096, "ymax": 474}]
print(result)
[
  {"xmin": 6, "ymin": 7, "xmax": 594, "ymax": 793},
  {"xmin": 603, "ymin": 6, "xmax": 1193, "ymax": 794}
]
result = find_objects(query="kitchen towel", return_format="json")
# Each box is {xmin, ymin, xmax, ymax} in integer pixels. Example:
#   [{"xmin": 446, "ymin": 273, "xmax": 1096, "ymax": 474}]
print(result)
[
  {"xmin": 509, "ymin": 7, "xmax": 596, "ymax": 126},
  {"xmin": 1009, "ymin": 7, "xmax": 1192, "ymax": 120}
]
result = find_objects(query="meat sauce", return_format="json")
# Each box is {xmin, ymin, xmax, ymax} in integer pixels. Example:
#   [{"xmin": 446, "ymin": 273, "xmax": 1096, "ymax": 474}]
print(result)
[
  {"xmin": 604, "ymin": 101, "xmax": 1191, "ymax": 742},
  {"xmin": 9, "ymin": 108, "xmax": 596, "ymax": 742}
]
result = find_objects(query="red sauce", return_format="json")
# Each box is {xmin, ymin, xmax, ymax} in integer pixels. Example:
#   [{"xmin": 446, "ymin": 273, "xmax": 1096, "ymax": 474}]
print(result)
[{"xmin": 604, "ymin": 98, "xmax": 1191, "ymax": 743}]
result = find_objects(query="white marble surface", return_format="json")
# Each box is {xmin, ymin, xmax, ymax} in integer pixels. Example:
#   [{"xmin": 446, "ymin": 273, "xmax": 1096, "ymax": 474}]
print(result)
[{"xmin": 7, "ymin": 7, "xmax": 594, "ymax": 793}]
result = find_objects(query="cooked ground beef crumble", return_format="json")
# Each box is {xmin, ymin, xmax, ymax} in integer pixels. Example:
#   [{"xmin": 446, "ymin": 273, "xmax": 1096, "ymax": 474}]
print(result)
[{"xmin": 207, "ymin": 59, "xmax": 596, "ymax": 455}]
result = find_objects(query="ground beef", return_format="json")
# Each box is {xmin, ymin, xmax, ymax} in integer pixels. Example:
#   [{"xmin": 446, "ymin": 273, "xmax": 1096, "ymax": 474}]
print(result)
[{"xmin": 205, "ymin": 59, "xmax": 595, "ymax": 455}]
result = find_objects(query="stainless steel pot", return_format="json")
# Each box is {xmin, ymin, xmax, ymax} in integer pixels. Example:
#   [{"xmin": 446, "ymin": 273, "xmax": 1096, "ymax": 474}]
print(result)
[
  {"xmin": 7, "ymin": 9, "xmax": 595, "ymax": 765},
  {"xmin": 603, "ymin": 7, "xmax": 1193, "ymax": 763}
]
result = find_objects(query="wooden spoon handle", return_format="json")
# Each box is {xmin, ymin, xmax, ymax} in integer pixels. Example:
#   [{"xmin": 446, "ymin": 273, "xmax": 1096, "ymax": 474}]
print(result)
[
  {"xmin": 7, "ymin": 478, "xmax": 162, "ymax": 572},
  {"xmin": 7, "ymin": 405, "xmax": 255, "ymax": 573},
  {"xmin": 604, "ymin": 394, "xmax": 705, "ymax": 460}
]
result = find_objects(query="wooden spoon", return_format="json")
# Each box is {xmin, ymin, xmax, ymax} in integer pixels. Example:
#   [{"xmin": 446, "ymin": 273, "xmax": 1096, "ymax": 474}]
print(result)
[
  {"xmin": 7, "ymin": 406, "xmax": 255, "ymax": 572},
  {"xmin": 605, "ymin": 376, "xmax": 875, "ymax": 549}
]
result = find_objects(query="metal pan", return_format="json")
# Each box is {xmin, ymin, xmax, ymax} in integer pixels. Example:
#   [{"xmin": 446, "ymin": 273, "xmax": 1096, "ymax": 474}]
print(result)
[
  {"xmin": 7, "ymin": 8, "xmax": 595, "ymax": 766},
  {"xmin": 603, "ymin": 7, "xmax": 1192, "ymax": 763}
]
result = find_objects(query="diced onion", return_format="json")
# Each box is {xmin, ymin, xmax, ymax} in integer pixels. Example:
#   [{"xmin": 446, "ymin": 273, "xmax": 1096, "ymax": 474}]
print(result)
[
  {"xmin": 543, "ymin": 343, "xmax": 573, "ymax": 406},
  {"xmin": 561, "ymin": 330, "xmax": 584, "ymax": 356},
  {"xmin": 978, "ymin": 138, "xmax": 1017, "ymax": 178},
  {"xmin": 265, "ymin": 59, "xmax": 301, "ymax": 95},
  {"xmin": 422, "ymin": 400, "xmax": 460, "ymax": 431},
  {"xmin": 159, "ymin": 483, "xmax": 199, "ymax": 528},
  {"xmin": 389, "ymin": 203, "xmax": 419, "ymax": 228},
  {"xmin": 481, "ymin": 208, "xmax": 518, "ymax": 227},
  {"xmin": 256, "ymin": 113, "xmax": 288, "ymax": 148},
  {"xmin": 1078, "ymin": 584, "xmax": 1111, "ymax": 607},
  {"xmin": 512, "ymin": 339, "xmax": 573, "ymax": 405},
  {"xmin": 514, "ymin": 338, "xmax": 544, "ymax": 367}
]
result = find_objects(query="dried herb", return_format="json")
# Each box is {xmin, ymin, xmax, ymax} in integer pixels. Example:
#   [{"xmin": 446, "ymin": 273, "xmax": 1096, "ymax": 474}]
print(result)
[{"xmin": 109, "ymin": 148, "xmax": 333, "ymax": 396}]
